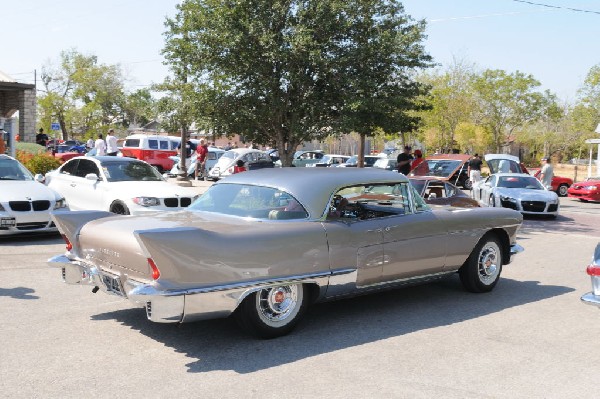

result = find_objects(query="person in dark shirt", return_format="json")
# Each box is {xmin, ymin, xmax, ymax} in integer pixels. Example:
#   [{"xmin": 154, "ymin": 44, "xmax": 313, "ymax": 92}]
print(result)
[
  {"xmin": 467, "ymin": 153, "xmax": 483, "ymax": 186},
  {"xmin": 396, "ymin": 146, "xmax": 414, "ymax": 175},
  {"xmin": 35, "ymin": 128, "xmax": 49, "ymax": 147}
]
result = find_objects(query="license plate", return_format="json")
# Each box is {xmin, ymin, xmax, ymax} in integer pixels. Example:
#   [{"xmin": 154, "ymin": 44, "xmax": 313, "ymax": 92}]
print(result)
[
  {"xmin": 1, "ymin": 218, "xmax": 16, "ymax": 227},
  {"xmin": 101, "ymin": 273, "xmax": 125, "ymax": 296}
]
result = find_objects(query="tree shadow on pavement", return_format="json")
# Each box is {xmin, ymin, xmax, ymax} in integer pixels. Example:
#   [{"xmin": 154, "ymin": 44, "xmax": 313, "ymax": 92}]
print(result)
[{"xmin": 91, "ymin": 275, "xmax": 572, "ymax": 374}]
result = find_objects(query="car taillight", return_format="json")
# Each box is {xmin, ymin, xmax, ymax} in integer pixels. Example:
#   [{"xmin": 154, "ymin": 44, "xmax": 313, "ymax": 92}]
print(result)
[
  {"xmin": 148, "ymin": 258, "xmax": 161, "ymax": 280},
  {"xmin": 586, "ymin": 264, "xmax": 600, "ymax": 276},
  {"xmin": 62, "ymin": 234, "xmax": 73, "ymax": 251}
]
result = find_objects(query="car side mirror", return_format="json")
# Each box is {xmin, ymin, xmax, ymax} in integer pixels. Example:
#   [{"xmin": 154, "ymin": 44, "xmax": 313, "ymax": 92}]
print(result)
[
  {"xmin": 85, "ymin": 173, "xmax": 100, "ymax": 181},
  {"xmin": 34, "ymin": 174, "xmax": 45, "ymax": 183}
]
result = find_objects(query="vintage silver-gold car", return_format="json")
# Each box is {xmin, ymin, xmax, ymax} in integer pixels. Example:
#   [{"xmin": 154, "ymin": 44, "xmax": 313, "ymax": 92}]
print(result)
[{"xmin": 48, "ymin": 168, "xmax": 524, "ymax": 338}]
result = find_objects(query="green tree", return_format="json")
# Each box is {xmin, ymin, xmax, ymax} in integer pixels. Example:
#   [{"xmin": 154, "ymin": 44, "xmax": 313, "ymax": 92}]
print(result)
[
  {"xmin": 472, "ymin": 69, "xmax": 545, "ymax": 153},
  {"xmin": 38, "ymin": 49, "xmax": 128, "ymax": 140},
  {"xmin": 418, "ymin": 58, "xmax": 476, "ymax": 153},
  {"xmin": 162, "ymin": 0, "xmax": 431, "ymax": 166}
]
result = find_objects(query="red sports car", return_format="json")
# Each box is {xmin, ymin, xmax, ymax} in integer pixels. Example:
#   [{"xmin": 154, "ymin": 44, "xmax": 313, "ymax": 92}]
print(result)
[
  {"xmin": 567, "ymin": 179, "xmax": 600, "ymax": 202},
  {"xmin": 528, "ymin": 168, "xmax": 573, "ymax": 197}
]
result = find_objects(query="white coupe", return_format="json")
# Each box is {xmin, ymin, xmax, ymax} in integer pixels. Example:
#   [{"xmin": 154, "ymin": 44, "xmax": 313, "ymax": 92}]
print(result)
[
  {"xmin": 44, "ymin": 156, "xmax": 199, "ymax": 215},
  {"xmin": 0, "ymin": 154, "xmax": 67, "ymax": 235}
]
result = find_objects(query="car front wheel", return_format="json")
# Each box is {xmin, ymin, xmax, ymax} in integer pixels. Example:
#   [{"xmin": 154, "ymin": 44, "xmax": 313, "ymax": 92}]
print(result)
[
  {"xmin": 234, "ymin": 284, "xmax": 308, "ymax": 339},
  {"xmin": 459, "ymin": 234, "xmax": 503, "ymax": 293},
  {"xmin": 557, "ymin": 184, "xmax": 569, "ymax": 197},
  {"xmin": 110, "ymin": 200, "xmax": 130, "ymax": 215}
]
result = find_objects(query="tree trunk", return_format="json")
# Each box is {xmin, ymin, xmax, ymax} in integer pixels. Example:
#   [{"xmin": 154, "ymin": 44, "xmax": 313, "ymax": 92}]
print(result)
[{"xmin": 358, "ymin": 133, "xmax": 366, "ymax": 168}]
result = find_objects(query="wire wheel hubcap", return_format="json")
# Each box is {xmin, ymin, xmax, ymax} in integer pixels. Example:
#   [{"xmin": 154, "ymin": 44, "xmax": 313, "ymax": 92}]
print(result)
[{"xmin": 257, "ymin": 285, "xmax": 299, "ymax": 323}]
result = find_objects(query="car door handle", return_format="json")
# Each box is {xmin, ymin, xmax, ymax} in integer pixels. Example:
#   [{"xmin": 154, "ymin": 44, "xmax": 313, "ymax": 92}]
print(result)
[
  {"xmin": 70, "ymin": 183, "xmax": 76, "ymax": 187},
  {"xmin": 367, "ymin": 228, "xmax": 383, "ymax": 233}
]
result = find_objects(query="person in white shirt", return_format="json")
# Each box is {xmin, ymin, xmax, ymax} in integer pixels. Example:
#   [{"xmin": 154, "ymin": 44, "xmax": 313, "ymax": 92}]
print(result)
[
  {"xmin": 106, "ymin": 129, "xmax": 119, "ymax": 156},
  {"xmin": 95, "ymin": 134, "xmax": 107, "ymax": 156},
  {"xmin": 86, "ymin": 137, "xmax": 94, "ymax": 149}
]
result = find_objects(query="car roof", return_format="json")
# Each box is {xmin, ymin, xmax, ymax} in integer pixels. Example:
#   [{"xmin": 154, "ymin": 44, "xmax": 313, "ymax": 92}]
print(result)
[
  {"xmin": 218, "ymin": 167, "xmax": 408, "ymax": 218},
  {"xmin": 68, "ymin": 156, "xmax": 143, "ymax": 164}
]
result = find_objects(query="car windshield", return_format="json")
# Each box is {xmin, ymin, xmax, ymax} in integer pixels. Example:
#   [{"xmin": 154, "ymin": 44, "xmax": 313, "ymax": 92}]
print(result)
[
  {"xmin": 189, "ymin": 183, "xmax": 308, "ymax": 219},
  {"xmin": 497, "ymin": 176, "xmax": 543, "ymax": 189},
  {"xmin": 0, "ymin": 158, "xmax": 34, "ymax": 181},
  {"xmin": 408, "ymin": 179, "xmax": 426, "ymax": 194},
  {"xmin": 102, "ymin": 161, "xmax": 163, "ymax": 182},
  {"xmin": 411, "ymin": 159, "xmax": 462, "ymax": 178}
]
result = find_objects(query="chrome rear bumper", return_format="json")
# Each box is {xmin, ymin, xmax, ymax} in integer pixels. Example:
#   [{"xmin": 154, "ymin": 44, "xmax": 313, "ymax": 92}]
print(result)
[
  {"xmin": 581, "ymin": 292, "xmax": 600, "ymax": 308},
  {"xmin": 48, "ymin": 254, "xmax": 341, "ymax": 324}
]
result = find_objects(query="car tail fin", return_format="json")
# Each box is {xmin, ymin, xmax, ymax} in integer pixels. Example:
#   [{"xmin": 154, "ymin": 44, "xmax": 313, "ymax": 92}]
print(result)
[{"xmin": 51, "ymin": 210, "xmax": 113, "ymax": 254}]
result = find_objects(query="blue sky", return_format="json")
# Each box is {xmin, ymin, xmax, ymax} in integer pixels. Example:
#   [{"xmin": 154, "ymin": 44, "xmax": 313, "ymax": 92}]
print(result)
[{"xmin": 4, "ymin": 0, "xmax": 599, "ymax": 103}]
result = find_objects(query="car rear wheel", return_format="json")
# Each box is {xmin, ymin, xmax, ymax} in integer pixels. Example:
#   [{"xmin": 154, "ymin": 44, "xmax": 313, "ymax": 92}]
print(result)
[
  {"xmin": 557, "ymin": 184, "xmax": 569, "ymax": 197},
  {"xmin": 459, "ymin": 234, "xmax": 503, "ymax": 293},
  {"xmin": 234, "ymin": 284, "xmax": 308, "ymax": 339},
  {"xmin": 463, "ymin": 179, "xmax": 473, "ymax": 190},
  {"xmin": 110, "ymin": 201, "xmax": 130, "ymax": 215}
]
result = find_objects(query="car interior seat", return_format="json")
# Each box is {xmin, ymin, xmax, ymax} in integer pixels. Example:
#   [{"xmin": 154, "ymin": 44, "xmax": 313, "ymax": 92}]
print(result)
[{"xmin": 428, "ymin": 186, "xmax": 444, "ymax": 199}]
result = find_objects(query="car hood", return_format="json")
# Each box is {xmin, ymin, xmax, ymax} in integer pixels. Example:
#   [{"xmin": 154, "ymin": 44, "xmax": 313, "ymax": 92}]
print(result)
[
  {"xmin": 105, "ymin": 181, "xmax": 198, "ymax": 197},
  {"xmin": 495, "ymin": 187, "xmax": 558, "ymax": 201},
  {"xmin": 1, "ymin": 181, "xmax": 61, "ymax": 201}
]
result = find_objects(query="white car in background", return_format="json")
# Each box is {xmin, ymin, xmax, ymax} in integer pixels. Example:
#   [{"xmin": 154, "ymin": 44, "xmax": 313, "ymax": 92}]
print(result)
[
  {"xmin": 473, "ymin": 173, "xmax": 560, "ymax": 218},
  {"xmin": 44, "ymin": 156, "xmax": 199, "ymax": 215},
  {"xmin": 165, "ymin": 146, "xmax": 225, "ymax": 178},
  {"xmin": 0, "ymin": 154, "xmax": 67, "ymax": 235},
  {"xmin": 208, "ymin": 148, "xmax": 274, "ymax": 180},
  {"xmin": 306, "ymin": 154, "xmax": 350, "ymax": 167}
]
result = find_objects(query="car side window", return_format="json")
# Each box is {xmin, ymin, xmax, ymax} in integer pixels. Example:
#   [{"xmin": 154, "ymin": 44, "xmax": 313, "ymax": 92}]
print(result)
[
  {"xmin": 159, "ymin": 140, "xmax": 169, "ymax": 150},
  {"xmin": 328, "ymin": 183, "xmax": 417, "ymax": 221},
  {"xmin": 489, "ymin": 175, "xmax": 497, "ymax": 186},
  {"xmin": 148, "ymin": 139, "xmax": 159, "ymax": 150},
  {"xmin": 60, "ymin": 160, "xmax": 79, "ymax": 175},
  {"xmin": 74, "ymin": 159, "xmax": 100, "ymax": 178}
]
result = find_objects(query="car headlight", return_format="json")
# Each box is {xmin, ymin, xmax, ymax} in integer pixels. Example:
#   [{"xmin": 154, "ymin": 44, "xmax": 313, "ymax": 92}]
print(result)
[
  {"xmin": 53, "ymin": 198, "xmax": 67, "ymax": 209},
  {"xmin": 132, "ymin": 197, "xmax": 161, "ymax": 207},
  {"xmin": 500, "ymin": 196, "xmax": 516, "ymax": 202},
  {"xmin": 585, "ymin": 186, "xmax": 598, "ymax": 191}
]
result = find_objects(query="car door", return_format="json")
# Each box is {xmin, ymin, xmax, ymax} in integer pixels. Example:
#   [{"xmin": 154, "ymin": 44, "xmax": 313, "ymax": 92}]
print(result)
[
  {"xmin": 479, "ymin": 175, "xmax": 497, "ymax": 205},
  {"xmin": 47, "ymin": 159, "xmax": 79, "ymax": 204},
  {"xmin": 380, "ymin": 183, "xmax": 448, "ymax": 281},
  {"xmin": 69, "ymin": 159, "xmax": 104, "ymax": 210}
]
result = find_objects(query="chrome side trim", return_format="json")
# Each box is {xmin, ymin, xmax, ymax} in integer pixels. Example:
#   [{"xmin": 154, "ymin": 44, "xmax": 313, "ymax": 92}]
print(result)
[
  {"xmin": 581, "ymin": 292, "xmax": 600, "ymax": 308},
  {"xmin": 357, "ymin": 270, "xmax": 455, "ymax": 289}
]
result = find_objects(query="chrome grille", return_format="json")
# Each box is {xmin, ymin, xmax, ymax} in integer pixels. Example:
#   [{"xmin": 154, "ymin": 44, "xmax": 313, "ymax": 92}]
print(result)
[
  {"xmin": 521, "ymin": 201, "xmax": 546, "ymax": 212},
  {"xmin": 9, "ymin": 201, "xmax": 30, "ymax": 211},
  {"xmin": 7, "ymin": 200, "xmax": 50, "ymax": 212},
  {"xmin": 164, "ymin": 198, "xmax": 178, "ymax": 207},
  {"xmin": 32, "ymin": 200, "xmax": 51, "ymax": 211},
  {"xmin": 164, "ymin": 197, "xmax": 193, "ymax": 208}
]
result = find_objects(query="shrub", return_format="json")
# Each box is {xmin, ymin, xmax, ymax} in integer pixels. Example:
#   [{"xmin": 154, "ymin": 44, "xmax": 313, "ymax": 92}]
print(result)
[
  {"xmin": 16, "ymin": 150, "xmax": 61, "ymax": 175},
  {"xmin": 15, "ymin": 142, "xmax": 47, "ymax": 155}
]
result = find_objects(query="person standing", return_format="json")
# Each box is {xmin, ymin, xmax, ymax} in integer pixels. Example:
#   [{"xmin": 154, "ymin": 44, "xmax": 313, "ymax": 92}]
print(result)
[
  {"xmin": 411, "ymin": 149, "xmax": 424, "ymax": 170},
  {"xmin": 396, "ymin": 145, "xmax": 413, "ymax": 175},
  {"xmin": 94, "ymin": 133, "xmax": 107, "ymax": 156},
  {"xmin": 539, "ymin": 156, "xmax": 554, "ymax": 189},
  {"xmin": 106, "ymin": 129, "xmax": 119, "ymax": 156},
  {"xmin": 35, "ymin": 128, "xmax": 48, "ymax": 147},
  {"xmin": 86, "ymin": 137, "xmax": 94, "ymax": 150},
  {"xmin": 467, "ymin": 153, "xmax": 483, "ymax": 187},
  {"xmin": 195, "ymin": 138, "xmax": 209, "ymax": 180}
]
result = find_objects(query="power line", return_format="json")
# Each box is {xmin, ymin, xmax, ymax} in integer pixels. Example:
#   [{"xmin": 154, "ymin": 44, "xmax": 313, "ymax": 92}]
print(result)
[{"xmin": 512, "ymin": 0, "xmax": 600, "ymax": 15}]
